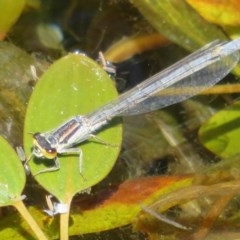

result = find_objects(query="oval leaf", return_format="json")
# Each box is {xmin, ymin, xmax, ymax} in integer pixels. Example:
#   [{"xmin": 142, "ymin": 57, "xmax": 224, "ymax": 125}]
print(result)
[
  {"xmin": 0, "ymin": 136, "xmax": 26, "ymax": 206},
  {"xmin": 24, "ymin": 54, "xmax": 122, "ymax": 202}
]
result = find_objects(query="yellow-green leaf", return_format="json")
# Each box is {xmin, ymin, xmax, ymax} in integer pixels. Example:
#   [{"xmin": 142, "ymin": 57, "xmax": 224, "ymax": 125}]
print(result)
[
  {"xmin": 0, "ymin": 136, "xmax": 26, "ymax": 206},
  {"xmin": 24, "ymin": 53, "xmax": 122, "ymax": 202},
  {"xmin": 199, "ymin": 100, "xmax": 240, "ymax": 158},
  {"xmin": 0, "ymin": 0, "xmax": 25, "ymax": 39},
  {"xmin": 187, "ymin": 0, "xmax": 240, "ymax": 26}
]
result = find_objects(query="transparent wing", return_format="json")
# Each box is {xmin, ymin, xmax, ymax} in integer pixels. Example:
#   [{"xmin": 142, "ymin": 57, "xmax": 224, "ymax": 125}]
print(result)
[
  {"xmin": 87, "ymin": 39, "xmax": 240, "ymax": 125},
  {"xmin": 120, "ymin": 51, "xmax": 238, "ymax": 115}
]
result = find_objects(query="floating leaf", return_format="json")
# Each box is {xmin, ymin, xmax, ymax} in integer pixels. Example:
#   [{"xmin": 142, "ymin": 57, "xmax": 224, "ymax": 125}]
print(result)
[
  {"xmin": 199, "ymin": 100, "xmax": 240, "ymax": 158},
  {"xmin": 24, "ymin": 53, "xmax": 122, "ymax": 202},
  {"xmin": 0, "ymin": 136, "xmax": 25, "ymax": 206}
]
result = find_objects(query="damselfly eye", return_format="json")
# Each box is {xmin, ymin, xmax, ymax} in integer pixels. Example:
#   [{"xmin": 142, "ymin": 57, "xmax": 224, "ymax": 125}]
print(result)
[
  {"xmin": 43, "ymin": 147, "xmax": 57, "ymax": 159},
  {"xmin": 46, "ymin": 148, "xmax": 57, "ymax": 154}
]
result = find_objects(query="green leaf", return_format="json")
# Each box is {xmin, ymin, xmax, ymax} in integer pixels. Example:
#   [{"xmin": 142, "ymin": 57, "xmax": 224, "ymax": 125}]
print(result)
[
  {"xmin": 199, "ymin": 100, "xmax": 240, "ymax": 158},
  {"xmin": 24, "ymin": 53, "xmax": 122, "ymax": 202},
  {"xmin": 0, "ymin": 136, "xmax": 26, "ymax": 206},
  {"xmin": 0, "ymin": 0, "xmax": 26, "ymax": 39}
]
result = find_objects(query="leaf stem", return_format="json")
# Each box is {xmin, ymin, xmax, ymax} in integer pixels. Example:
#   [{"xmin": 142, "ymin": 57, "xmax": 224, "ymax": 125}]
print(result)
[
  {"xmin": 60, "ymin": 210, "xmax": 70, "ymax": 240},
  {"xmin": 13, "ymin": 200, "xmax": 49, "ymax": 240}
]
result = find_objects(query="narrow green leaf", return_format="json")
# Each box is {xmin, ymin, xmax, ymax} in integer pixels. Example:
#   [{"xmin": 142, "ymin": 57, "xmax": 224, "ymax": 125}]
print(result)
[
  {"xmin": 24, "ymin": 54, "xmax": 122, "ymax": 202},
  {"xmin": 0, "ymin": 136, "xmax": 26, "ymax": 206},
  {"xmin": 129, "ymin": 0, "xmax": 227, "ymax": 51}
]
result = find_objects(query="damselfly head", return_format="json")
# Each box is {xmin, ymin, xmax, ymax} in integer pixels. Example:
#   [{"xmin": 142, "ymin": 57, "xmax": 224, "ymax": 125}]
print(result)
[{"xmin": 33, "ymin": 133, "xmax": 57, "ymax": 159}]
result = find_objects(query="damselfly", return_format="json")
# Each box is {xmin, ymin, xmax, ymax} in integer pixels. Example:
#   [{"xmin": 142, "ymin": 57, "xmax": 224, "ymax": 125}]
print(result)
[{"xmin": 25, "ymin": 39, "xmax": 240, "ymax": 175}]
